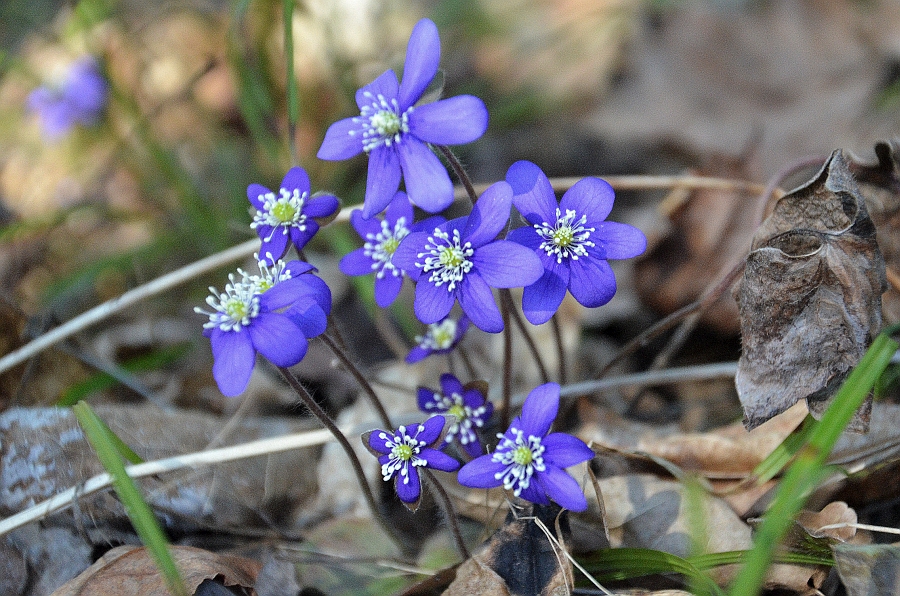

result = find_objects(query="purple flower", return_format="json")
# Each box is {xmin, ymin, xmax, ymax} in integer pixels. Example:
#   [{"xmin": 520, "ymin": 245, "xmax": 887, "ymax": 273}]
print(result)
[
  {"xmin": 27, "ymin": 57, "xmax": 108, "ymax": 139},
  {"xmin": 418, "ymin": 373, "xmax": 493, "ymax": 458},
  {"xmin": 506, "ymin": 161, "xmax": 647, "ymax": 325},
  {"xmin": 317, "ymin": 18, "xmax": 488, "ymax": 218},
  {"xmin": 339, "ymin": 191, "xmax": 444, "ymax": 307},
  {"xmin": 195, "ymin": 256, "xmax": 332, "ymax": 396},
  {"xmin": 248, "ymin": 167, "xmax": 339, "ymax": 263},
  {"xmin": 457, "ymin": 383, "xmax": 594, "ymax": 511},
  {"xmin": 362, "ymin": 416, "xmax": 461, "ymax": 509},
  {"xmin": 392, "ymin": 181, "xmax": 543, "ymax": 333},
  {"xmin": 406, "ymin": 315, "xmax": 469, "ymax": 363}
]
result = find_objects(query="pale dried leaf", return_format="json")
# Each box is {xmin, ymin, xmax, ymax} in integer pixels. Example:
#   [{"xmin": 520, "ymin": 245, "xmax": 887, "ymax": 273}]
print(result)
[{"xmin": 834, "ymin": 543, "xmax": 900, "ymax": 596}]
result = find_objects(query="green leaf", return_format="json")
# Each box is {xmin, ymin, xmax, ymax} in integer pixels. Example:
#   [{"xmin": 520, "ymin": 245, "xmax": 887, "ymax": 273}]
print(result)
[
  {"xmin": 578, "ymin": 548, "xmax": 724, "ymax": 596},
  {"xmin": 73, "ymin": 402, "xmax": 188, "ymax": 596}
]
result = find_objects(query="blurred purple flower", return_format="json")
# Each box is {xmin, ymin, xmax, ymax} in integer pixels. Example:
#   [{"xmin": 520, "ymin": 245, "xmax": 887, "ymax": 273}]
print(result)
[
  {"xmin": 27, "ymin": 57, "xmax": 108, "ymax": 139},
  {"xmin": 248, "ymin": 166, "xmax": 339, "ymax": 263},
  {"xmin": 195, "ymin": 257, "xmax": 331, "ymax": 396},
  {"xmin": 406, "ymin": 315, "xmax": 469, "ymax": 363},
  {"xmin": 505, "ymin": 161, "xmax": 647, "ymax": 325},
  {"xmin": 362, "ymin": 416, "xmax": 460, "ymax": 508},
  {"xmin": 340, "ymin": 191, "xmax": 443, "ymax": 307},
  {"xmin": 418, "ymin": 373, "xmax": 492, "ymax": 458},
  {"xmin": 457, "ymin": 382, "xmax": 594, "ymax": 511},
  {"xmin": 392, "ymin": 181, "xmax": 543, "ymax": 333},
  {"xmin": 317, "ymin": 18, "xmax": 488, "ymax": 218}
]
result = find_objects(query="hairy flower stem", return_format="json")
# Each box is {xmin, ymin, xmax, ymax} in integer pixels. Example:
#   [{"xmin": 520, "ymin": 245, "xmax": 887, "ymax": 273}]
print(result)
[
  {"xmin": 422, "ymin": 469, "xmax": 471, "ymax": 560},
  {"xmin": 438, "ymin": 145, "xmax": 478, "ymax": 206},
  {"xmin": 319, "ymin": 332, "xmax": 393, "ymax": 430},
  {"xmin": 551, "ymin": 313, "xmax": 567, "ymax": 385},
  {"xmin": 276, "ymin": 368, "xmax": 408, "ymax": 553},
  {"xmin": 501, "ymin": 289, "xmax": 550, "ymax": 384},
  {"xmin": 500, "ymin": 292, "xmax": 513, "ymax": 431}
]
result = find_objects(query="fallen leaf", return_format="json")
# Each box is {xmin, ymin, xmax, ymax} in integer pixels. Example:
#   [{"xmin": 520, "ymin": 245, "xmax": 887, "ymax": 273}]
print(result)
[
  {"xmin": 734, "ymin": 150, "xmax": 886, "ymax": 430},
  {"xmin": 833, "ymin": 542, "xmax": 900, "ymax": 596},
  {"xmin": 50, "ymin": 544, "xmax": 261, "ymax": 596}
]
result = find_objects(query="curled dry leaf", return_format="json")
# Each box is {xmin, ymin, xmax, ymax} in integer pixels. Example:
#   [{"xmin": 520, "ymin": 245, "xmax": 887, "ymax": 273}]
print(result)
[
  {"xmin": 50, "ymin": 544, "xmax": 261, "ymax": 596},
  {"xmin": 734, "ymin": 150, "xmax": 886, "ymax": 431}
]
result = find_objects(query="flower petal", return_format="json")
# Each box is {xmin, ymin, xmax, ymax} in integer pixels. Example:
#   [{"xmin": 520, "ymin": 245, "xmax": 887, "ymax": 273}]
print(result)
[
  {"xmin": 457, "ymin": 455, "xmax": 505, "ymax": 489},
  {"xmin": 568, "ymin": 256, "xmax": 617, "ymax": 308},
  {"xmin": 594, "ymin": 221, "xmax": 648, "ymax": 260},
  {"xmin": 519, "ymin": 382, "xmax": 560, "ymax": 437},
  {"xmin": 363, "ymin": 147, "xmax": 402, "ymax": 218},
  {"xmin": 397, "ymin": 139, "xmax": 453, "ymax": 213},
  {"xmin": 280, "ymin": 166, "xmax": 310, "ymax": 194},
  {"xmin": 414, "ymin": 280, "xmax": 456, "ymax": 324},
  {"xmin": 419, "ymin": 447, "xmax": 460, "ymax": 472},
  {"xmin": 289, "ymin": 220, "xmax": 318, "ymax": 251},
  {"xmin": 349, "ymin": 209, "xmax": 382, "ymax": 237},
  {"xmin": 521, "ymin": 264, "xmax": 569, "ymax": 325},
  {"xmin": 385, "ymin": 191, "xmax": 414, "ymax": 226},
  {"xmin": 439, "ymin": 373, "xmax": 464, "ymax": 398},
  {"xmin": 259, "ymin": 229, "xmax": 289, "ymax": 263},
  {"xmin": 285, "ymin": 302, "xmax": 328, "ymax": 338},
  {"xmin": 458, "ymin": 274, "xmax": 502, "ymax": 333},
  {"xmin": 398, "ymin": 19, "xmax": 440, "ymax": 110},
  {"xmin": 462, "ymin": 181, "xmax": 512, "ymax": 247},
  {"xmin": 406, "ymin": 346, "xmax": 429, "ymax": 363},
  {"xmin": 542, "ymin": 433, "xmax": 595, "ymax": 469},
  {"xmin": 417, "ymin": 414, "xmax": 446, "ymax": 444},
  {"xmin": 317, "ymin": 117, "xmax": 363, "ymax": 160},
  {"xmin": 506, "ymin": 225, "xmax": 542, "ymax": 251},
  {"xmin": 395, "ymin": 466, "xmax": 421, "ymax": 503},
  {"xmin": 471, "ymin": 240, "xmax": 543, "ymax": 288},
  {"xmin": 561, "ymin": 177, "xmax": 615, "ymax": 224},
  {"xmin": 367, "ymin": 428, "xmax": 394, "ymax": 454},
  {"xmin": 506, "ymin": 160, "xmax": 557, "ymax": 224},
  {"xmin": 374, "ymin": 272, "xmax": 403, "ymax": 308},
  {"xmin": 409, "ymin": 96, "xmax": 489, "ymax": 145},
  {"xmin": 248, "ymin": 312, "xmax": 307, "ymax": 367},
  {"xmin": 463, "ymin": 387, "xmax": 488, "ymax": 409},
  {"xmin": 340, "ymin": 247, "xmax": 377, "ymax": 276},
  {"xmin": 356, "ymin": 70, "xmax": 399, "ymax": 109},
  {"xmin": 210, "ymin": 328, "xmax": 256, "ymax": 397},
  {"xmin": 247, "ymin": 183, "xmax": 271, "ymax": 210},
  {"xmin": 538, "ymin": 465, "xmax": 588, "ymax": 511},
  {"xmin": 418, "ymin": 387, "xmax": 441, "ymax": 411},
  {"xmin": 392, "ymin": 230, "xmax": 428, "ymax": 280},
  {"xmin": 305, "ymin": 194, "xmax": 339, "ymax": 218},
  {"xmin": 463, "ymin": 439, "xmax": 485, "ymax": 458},
  {"xmin": 519, "ymin": 476, "xmax": 551, "ymax": 506}
]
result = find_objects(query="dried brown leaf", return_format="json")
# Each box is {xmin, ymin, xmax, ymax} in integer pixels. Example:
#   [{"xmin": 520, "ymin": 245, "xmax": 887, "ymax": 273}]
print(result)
[
  {"xmin": 734, "ymin": 150, "xmax": 886, "ymax": 430},
  {"xmin": 833, "ymin": 542, "xmax": 900, "ymax": 596},
  {"xmin": 50, "ymin": 544, "xmax": 261, "ymax": 596}
]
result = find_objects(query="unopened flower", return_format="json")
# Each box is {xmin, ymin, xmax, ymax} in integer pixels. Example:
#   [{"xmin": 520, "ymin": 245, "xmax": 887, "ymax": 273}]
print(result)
[
  {"xmin": 457, "ymin": 383, "xmax": 594, "ymax": 511},
  {"xmin": 418, "ymin": 373, "xmax": 492, "ymax": 458},
  {"xmin": 362, "ymin": 416, "xmax": 460, "ymax": 509},
  {"xmin": 248, "ymin": 167, "xmax": 339, "ymax": 263},
  {"xmin": 317, "ymin": 18, "xmax": 488, "ymax": 218},
  {"xmin": 392, "ymin": 181, "xmax": 543, "ymax": 333},
  {"xmin": 406, "ymin": 315, "xmax": 469, "ymax": 363},
  {"xmin": 195, "ymin": 256, "xmax": 331, "ymax": 396},
  {"xmin": 505, "ymin": 161, "xmax": 647, "ymax": 325},
  {"xmin": 340, "ymin": 191, "xmax": 443, "ymax": 307},
  {"xmin": 27, "ymin": 57, "xmax": 107, "ymax": 139}
]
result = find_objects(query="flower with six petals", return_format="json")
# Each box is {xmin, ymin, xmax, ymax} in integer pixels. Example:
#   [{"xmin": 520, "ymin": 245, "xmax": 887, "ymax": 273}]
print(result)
[
  {"xmin": 417, "ymin": 373, "xmax": 493, "ymax": 458},
  {"xmin": 457, "ymin": 382, "xmax": 594, "ymax": 511},
  {"xmin": 505, "ymin": 161, "xmax": 647, "ymax": 325},
  {"xmin": 317, "ymin": 18, "xmax": 489, "ymax": 218}
]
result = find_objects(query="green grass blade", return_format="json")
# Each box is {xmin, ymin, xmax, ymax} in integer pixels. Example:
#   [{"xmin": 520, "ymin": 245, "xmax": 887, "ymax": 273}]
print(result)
[
  {"xmin": 727, "ymin": 328, "xmax": 899, "ymax": 596},
  {"xmin": 73, "ymin": 402, "xmax": 187, "ymax": 596},
  {"xmin": 690, "ymin": 550, "xmax": 832, "ymax": 569},
  {"xmin": 578, "ymin": 547, "xmax": 725, "ymax": 596}
]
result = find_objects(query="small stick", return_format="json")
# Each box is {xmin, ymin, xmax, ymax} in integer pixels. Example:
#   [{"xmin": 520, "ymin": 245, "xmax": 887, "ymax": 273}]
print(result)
[
  {"xmin": 319, "ymin": 333, "xmax": 393, "ymax": 430},
  {"xmin": 422, "ymin": 469, "xmax": 471, "ymax": 560}
]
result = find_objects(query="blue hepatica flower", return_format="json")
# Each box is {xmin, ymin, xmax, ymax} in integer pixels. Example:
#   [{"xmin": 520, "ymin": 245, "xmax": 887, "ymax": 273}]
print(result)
[
  {"xmin": 418, "ymin": 373, "xmax": 493, "ymax": 458},
  {"xmin": 317, "ymin": 18, "xmax": 488, "ymax": 218},
  {"xmin": 340, "ymin": 191, "xmax": 444, "ymax": 308},
  {"xmin": 248, "ymin": 167, "xmax": 339, "ymax": 263},
  {"xmin": 506, "ymin": 161, "xmax": 647, "ymax": 325},
  {"xmin": 363, "ymin": 415, "xmax": 460, "ymax": 508},
  {"xmin": 27, "ymin": 57, "xmax": 108, "ymax": 139},
  {"xmin": 458, "ymin": 382, "xmax": 594, "ymax": 511},
  {"xmin": 406, "ymin": 315, "xmax": 469, "ymax": 364},
  {"xmin": 196, "ymin": 256, "xmax": 331, "ymax": 396},
  {"xmin": 392, "ymin": 181, "xmax": 543, "ymax": 333}
]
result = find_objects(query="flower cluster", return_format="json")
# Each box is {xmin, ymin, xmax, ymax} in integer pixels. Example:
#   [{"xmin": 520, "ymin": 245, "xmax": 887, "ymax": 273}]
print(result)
[{"xmin": 28, "ymin": 57, "xmax": 108, "ymax": 139}]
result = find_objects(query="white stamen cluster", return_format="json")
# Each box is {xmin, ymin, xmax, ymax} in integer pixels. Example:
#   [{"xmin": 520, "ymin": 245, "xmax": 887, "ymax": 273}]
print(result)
[
  {"xmin": 415, "ymin": 319, "xmax": 458, "ymax": 351},
  {"xmin": 491, "ymin": 428, "xmax": 546, "ymax": 496},
  {"xmin": 534, "ymin": 208, "xmax": 595, "ymax": 264},
  {"xmin": 195, "ymin": 255, "xmax": 291, "ymax": 332},
  {"xmin": 379, "ymin": 426, "xmax": 428, "ymax": 484},
  {"xmin": 351, "ymin": 91, "xmax": 412, "ymax": 153},
  {"xmin": 251, "ymin": 187, "xmax": 308, "ymax": 241},
  {"xmin": 425, "ymin": 391, "xmax": 487, "ymax": 446},
  {"xmin": 417, "ymin": 228, "xmax": 474, "ymax": 291},
  {"xmin": 364, "ymin": 216, "xmax": 410, "ymax": 278}
]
